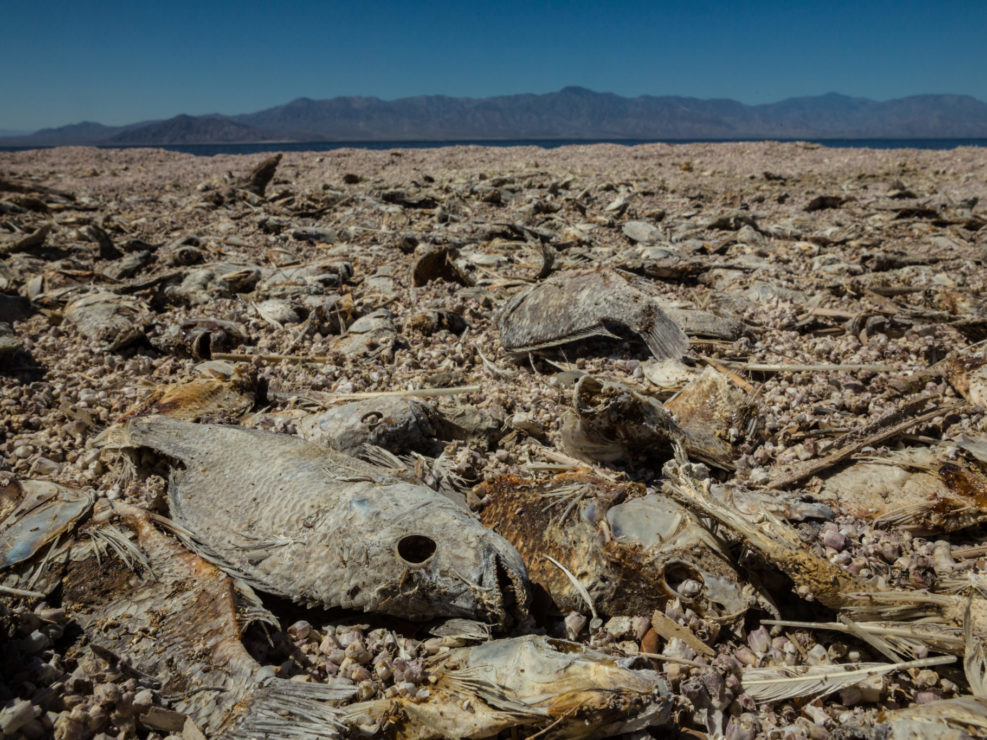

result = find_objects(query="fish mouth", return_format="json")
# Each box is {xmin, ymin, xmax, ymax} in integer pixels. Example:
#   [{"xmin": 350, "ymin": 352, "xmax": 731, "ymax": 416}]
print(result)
[{"xmin": 482, "ymin": 553, "xmax": 531, "ymax": 629}]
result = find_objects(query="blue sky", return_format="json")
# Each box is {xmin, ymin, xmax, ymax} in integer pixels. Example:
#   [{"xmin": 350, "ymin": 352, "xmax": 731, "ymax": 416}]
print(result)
[{"xmin": 2, "ymin": 0, "xmax": 985, "ymax": 131}]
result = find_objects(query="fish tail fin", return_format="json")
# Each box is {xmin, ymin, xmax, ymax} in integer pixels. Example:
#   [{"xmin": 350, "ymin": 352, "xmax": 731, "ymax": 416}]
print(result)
[
  {"xmin": 225, "ymin": 677, "xmax": 355, "ymax": 739},
  {"xmin": 640, "ymin": 307, "xmax": 689, "ymax": 360}
]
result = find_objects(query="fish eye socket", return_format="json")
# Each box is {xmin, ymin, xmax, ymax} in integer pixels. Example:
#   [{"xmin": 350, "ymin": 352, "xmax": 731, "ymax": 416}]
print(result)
[{"xmin": 396, "ymin": 535, "xmax": 437, "ymax": 564}]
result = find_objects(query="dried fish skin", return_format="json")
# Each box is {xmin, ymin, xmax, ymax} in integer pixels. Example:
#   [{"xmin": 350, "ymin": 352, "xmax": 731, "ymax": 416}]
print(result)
[
  {"xmin": 62, "ymin": 504, "xmax": 353, "ymax": 738},
  {"xmin": 105, "ymin": 417, "xmax": 530, "ymax": 626},
  {"xmin": 879, "ymin": 696, "xmax": 987, "ymax": 739},
  {"xmin": 0, "ymin": 480, "xmax": 93, "ymax": 570},
  {"xmin": 477, "ymin": 472, "xmax": 755, "ymax": 619},
  {"xmin": 562, "ymin": 375, "xmax": 678, "ymax": 466},
  {"xmin": 343, "ymin": 635, "xmax": 671, "ymax": 739},
  {"xmin": 819, "ymin": 448, "xmax": 987, "ymax": 534},
  {"xmin": 497, "ymin": 267, "xmax": 688, "ymax": 361},
  {"xmin": 296, "ymin": 397, "xmax": 436, "ymax": 455}
]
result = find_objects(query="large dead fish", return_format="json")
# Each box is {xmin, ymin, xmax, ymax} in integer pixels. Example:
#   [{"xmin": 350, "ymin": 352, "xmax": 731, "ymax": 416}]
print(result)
[
  {"xmin": 497, "ymin": 267, "xmax": 688, "ymax": 360},
  {"xmin": 342, "ymin": 635, "xmax": 672, "ymax": 739},
  {"xmin": 63, "ymin": 503, "xmax": 353, "ymax": 739},
  {"xmin": 102, "ymin": 416, "xmax": 530, "ymax": 627},
  {"xmin": 476, "ymin": 471, "xmax": 760, "ymax": 619},
  {"xmin": 0, "ymin": 492, "xmax": 352, "ymax": 738}
]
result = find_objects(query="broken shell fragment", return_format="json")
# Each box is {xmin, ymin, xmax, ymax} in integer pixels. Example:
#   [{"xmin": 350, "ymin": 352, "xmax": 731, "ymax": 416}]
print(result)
[
  {"xmin": 497, "ymin": 267, "xmax": 688, "ymax": 361},
  {"xmin": 0, "ymin": 480, "xmax": 94, "ymax": 570}
]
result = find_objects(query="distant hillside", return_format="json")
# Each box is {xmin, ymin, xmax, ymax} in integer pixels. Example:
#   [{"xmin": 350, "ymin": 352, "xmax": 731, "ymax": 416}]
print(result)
[
  {"xmin": 4, "ymin": 88, "xmax": 987, "ymax": 146},
  {"xmin": 104, "ymin": 114, "xmax": 272, "ymax": 145}
]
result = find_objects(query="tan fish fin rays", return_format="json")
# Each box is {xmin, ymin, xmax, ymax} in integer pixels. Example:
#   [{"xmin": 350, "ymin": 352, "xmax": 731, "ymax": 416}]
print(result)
[
  {"xmin": 224, "ymin": 677, "xmax": 354, "ymax": 739},
  {"xmin": 741, "ymin": 655, "xmax": 955, "ymax": 704},
  {"xmin": 965, "ymin": 596, "xmax": 987, "ymax": 698},
  {"xmin": 88, "ymin": 523, "xmax": 154, "ymax": 578},
  {"xmin": 442, "ymin": 667, "xmax": 550, "ymax": 718}
]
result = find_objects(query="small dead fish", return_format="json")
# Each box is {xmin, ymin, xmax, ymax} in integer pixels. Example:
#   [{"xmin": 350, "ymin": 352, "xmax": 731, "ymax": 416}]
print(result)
[
  {"xmin": 63, "ymin": 291, "xmax": 150, "ymax": 350},
  {"xmin": 331, "ymin": 308, "xmax": 398, "ymax": 358},
  {"xmin": 118, "ymin": 376, "xmax": 255, "ymax": 423},
  {"xmin": 497, "ymin": 267, "xmax": 687, "ymax": 361},
  {"xmin": 562, "ymin": 371, "xmax": 752, "ymax": 471},
  {"xmin": 342, "ymin": 635, "xmax": 671, "ymax": 739},
  {"xmin": 157, "ymin": 317, "xmax": 250, "ymax": 359},
  {"xmin": 666, "ymin": 365, "xmax": 756, "ymax": 470},
  {"xmin": 476, "ymin": 471, "xmax": 759, "ymax": 619},
  {"xmin": 561, "ymin": 375, "xmax": 677, "ymax": 465},
  {"xmin": 296, "ymin": 397, "xmax": 436, "ymax": 456},
  {"xmin": 103, "ymin": 416, "xmax": 529, "ymax": 626},
  {"xmin": 819, "ymin": 447, "xmax": 987, "ymax": 534}
]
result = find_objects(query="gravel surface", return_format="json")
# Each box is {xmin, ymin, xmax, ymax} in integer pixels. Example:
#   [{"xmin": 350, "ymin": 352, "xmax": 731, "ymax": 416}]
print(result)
[{"xmin": 1, "ymin": 141, "xmax": 987, "ymax": 739}]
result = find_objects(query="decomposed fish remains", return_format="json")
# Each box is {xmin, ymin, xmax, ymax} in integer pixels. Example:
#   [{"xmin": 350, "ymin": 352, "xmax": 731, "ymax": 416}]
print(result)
[
  {"xmin": 102, "ymin": 416, "xmax": 530, "ymax": 627},
  {"xmin": 497, "ymin": 267, "xmax": 688, "ymax": 360}
]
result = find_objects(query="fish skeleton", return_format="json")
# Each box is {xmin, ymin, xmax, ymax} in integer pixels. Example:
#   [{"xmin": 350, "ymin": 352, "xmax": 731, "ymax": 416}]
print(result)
[
  {"xmin": 497, "ymin": 267, "xmax": 688, "ymax": 360},
  {"xmin": 104, "ymin": 416, "xmax": 530, "ymax": 627}
]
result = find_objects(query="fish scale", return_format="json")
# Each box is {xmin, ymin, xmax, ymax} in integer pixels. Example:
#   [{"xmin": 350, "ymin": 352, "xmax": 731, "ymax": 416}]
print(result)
[{"xmin": 111, "ymin": 416, "xmax": 530, "ymax": 626}]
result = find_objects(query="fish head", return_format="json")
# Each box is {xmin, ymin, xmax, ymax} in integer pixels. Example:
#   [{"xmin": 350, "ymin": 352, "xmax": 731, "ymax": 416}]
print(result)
[{"xmin": 352, "ymin": 497, "xmax": 531, "ymax": 628}]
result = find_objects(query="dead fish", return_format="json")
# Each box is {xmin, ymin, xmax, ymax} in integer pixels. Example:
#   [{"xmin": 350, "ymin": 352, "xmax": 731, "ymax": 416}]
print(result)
[
  {"xmin": 163, "ymin": 263, "xmax": 261, "ymax": 305},
  {"xmin": 411, "ymin": 245, "xmax": 475, "ymax": 287},
  {"xmin": 63, "ymin": 291, "xmax": 150, "ymax": 350},
  {"xmin": 103, "ymin": 416, "xmax": 530, "ymax": 626},
  {"xmin": 497, "ymin": 267, "xmax": 688, "ymax": 361},
  {"xmin": 296, "ymin": 397, "xmax": 437, "ymax": 456},
  {"xmin": 665, "ymin": 365, "xmax": 756, "ymax": 470},
  {"xmin": 476, "ymin": 471, "xmax": 759, "ymax": 619},
  {"xmin": 157, "ymin": 317, "xmax": 250, "ymax": 359},
  {"xmin": 237, "ymin": 153, "xmax": 281, "ymax": 197},
  {"xmin": 819, "ymin": 447, "xmax": 987, "ymax": 534},
  {"xmin": 118, "ymin": 375, "xmax": 255, "ymax": 423},
  {"xmin": 561, "ymin": 375, "xmax": 677, "ymax": 465},
  {"xmin": 60, "ymin": 502, "xmax": 353, "ymax": 738},
  {"xmin": 562, "ymin": 371, "xmax": 751, "ymax": 471},
  {"xmin": 0, "ymin": 322, "xmax": 21, "ymax": 365},
  {"xmin": 342, "ymin": 635, "xmax": 671, "ymax": 739},
  {"xmin": 331, "ymin": 308, "xmax": 398, "ymax": 358}
]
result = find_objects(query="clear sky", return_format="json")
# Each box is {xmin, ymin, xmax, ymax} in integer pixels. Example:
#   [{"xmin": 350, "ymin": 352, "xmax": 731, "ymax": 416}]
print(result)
[{"xmin": 2, "ymin": 0, "xmax": 985, "ymax": 132}]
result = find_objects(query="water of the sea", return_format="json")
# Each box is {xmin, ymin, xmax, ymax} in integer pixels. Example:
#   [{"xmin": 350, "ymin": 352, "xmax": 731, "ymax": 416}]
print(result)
[{"xmin": 2, "ymin": 138, "xmax": 986, "ymax": 156}]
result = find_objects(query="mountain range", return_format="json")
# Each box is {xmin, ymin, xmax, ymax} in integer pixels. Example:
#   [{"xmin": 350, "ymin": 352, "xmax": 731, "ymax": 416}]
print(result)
[{"xmin": 4, "ymin": 88, "xmax": 987, "ymax": 146}]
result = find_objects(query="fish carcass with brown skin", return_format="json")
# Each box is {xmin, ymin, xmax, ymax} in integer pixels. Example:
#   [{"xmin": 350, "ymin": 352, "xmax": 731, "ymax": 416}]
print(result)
[
  {"xmin": 476, "ymin": 471, "xmax": 761, "ymax": 620},
  {"xmin": 496, "ymin": 267, "xmax": 688, "ymax": 361},
  {"xmin": 62, "ymin": 503, "xmax": 354, "ymax": 739},
  {"xmin": 102, "ymin": 416, "xmax": 530, "ymax": 627}
]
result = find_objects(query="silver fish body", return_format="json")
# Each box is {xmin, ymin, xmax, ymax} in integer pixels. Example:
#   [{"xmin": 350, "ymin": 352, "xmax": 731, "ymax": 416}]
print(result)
[{"xmin": 111, "ymin": 416, "xmax": 530, "ymax": 626}]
